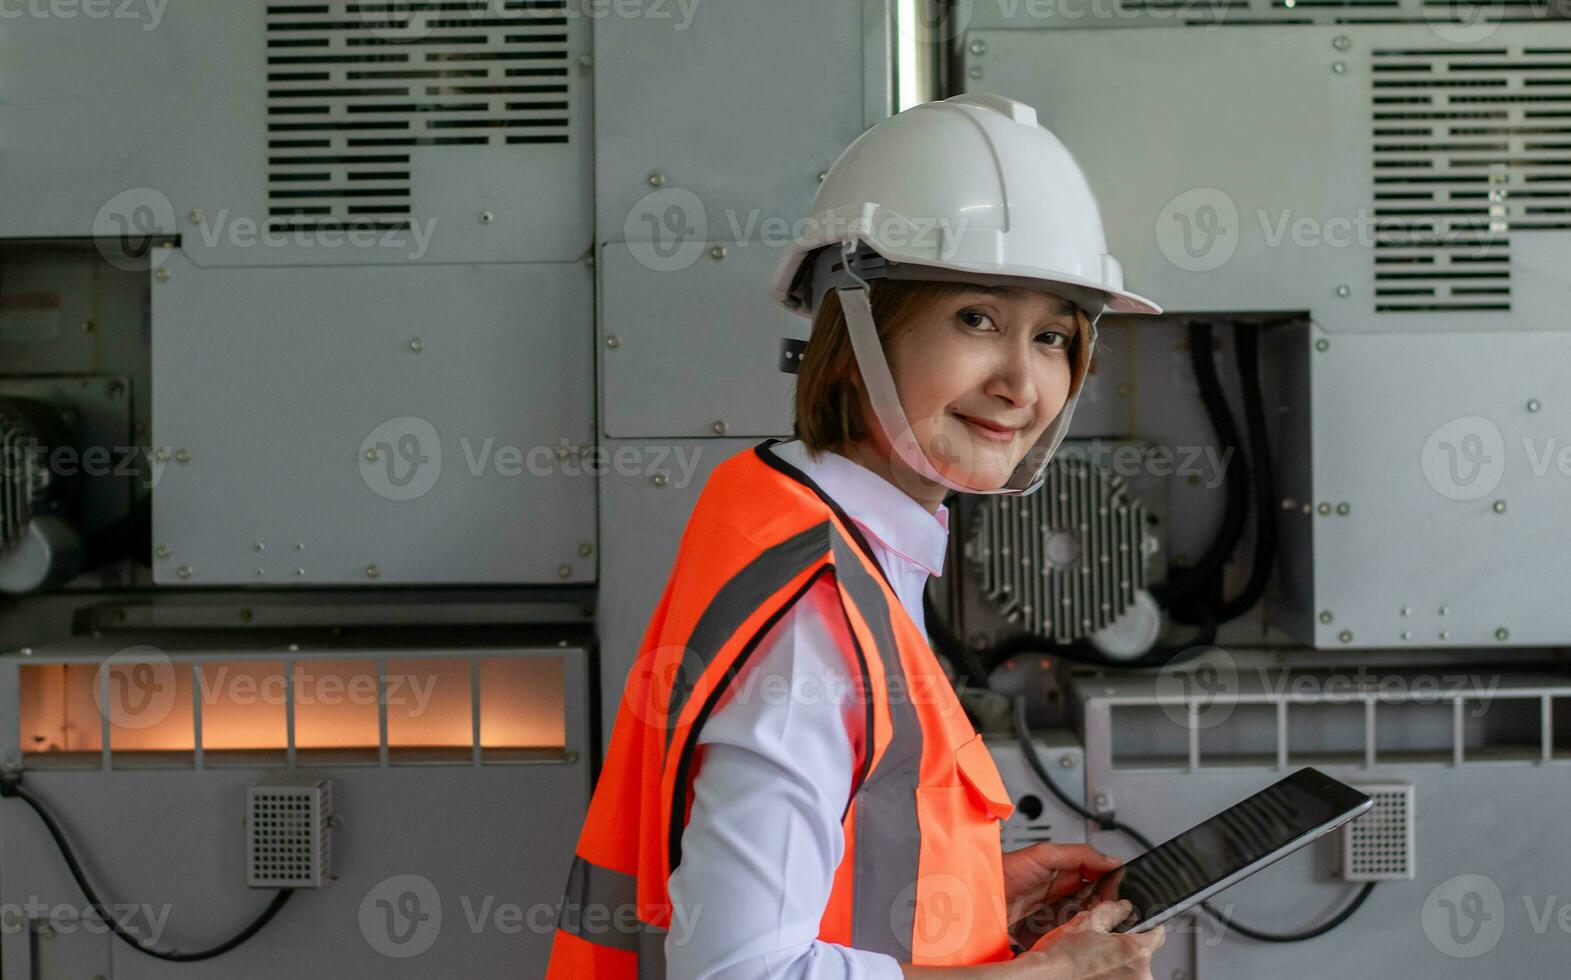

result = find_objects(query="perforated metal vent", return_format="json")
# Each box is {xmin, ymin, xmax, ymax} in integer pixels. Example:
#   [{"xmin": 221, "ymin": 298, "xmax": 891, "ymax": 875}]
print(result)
[
  {"xmin": 1341, "ymin": 783, "xmax": 1415, "ymax": 881},
  {"xmin": 966, "ymin": 452, "xmax": 1149, "ymax": 644},
  {"xmin": 1110, "ymin": 0, "xmax": 1549, "ymax": 28},
  {"xmin": 264, "ymin": 1, "xmax": 572, "ymax": 232},
  {"xmin": 247, "ymin": 776, "xmax": 333, "ymax": 888},
  {"xmin": 1370, "ymin": 44, "xmax": 1571, "ymax": 313}
]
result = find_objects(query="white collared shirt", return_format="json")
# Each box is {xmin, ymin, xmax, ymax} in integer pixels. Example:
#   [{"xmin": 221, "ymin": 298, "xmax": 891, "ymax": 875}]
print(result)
[{"xmin": 664, "ymin": 440, "xmax": 949, "ymax": 980}]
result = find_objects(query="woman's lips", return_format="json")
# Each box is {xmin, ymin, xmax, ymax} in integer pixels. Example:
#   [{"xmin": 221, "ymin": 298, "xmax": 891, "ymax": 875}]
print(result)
[{"xmin": 953, "ymin": 411, "xmax": 1017, "ymax": 443}]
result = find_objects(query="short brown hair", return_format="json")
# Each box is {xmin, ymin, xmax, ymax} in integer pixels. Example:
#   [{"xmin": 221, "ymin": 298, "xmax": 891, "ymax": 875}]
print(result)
[{"xmin": 791, "ymin": 278, "xmax": 1093, "ymax": 458}]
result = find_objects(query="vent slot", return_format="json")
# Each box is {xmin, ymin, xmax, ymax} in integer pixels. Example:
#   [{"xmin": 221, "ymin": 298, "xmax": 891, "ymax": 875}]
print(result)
[
  {"xmin": 1341, "ymin": 783, "xmax": 1415, "ymax": 880},
  {"xmin": 1370, "ymin": 45, "xmax": 1571, "ymax": 313},
  {"xmin": 264, "ymin": 0, "xmax": 572, "ymax": 231}
]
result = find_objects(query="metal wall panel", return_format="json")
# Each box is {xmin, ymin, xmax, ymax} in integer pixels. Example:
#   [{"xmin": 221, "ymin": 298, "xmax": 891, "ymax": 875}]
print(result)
[
  {"xmin": 593, "ymin": 0, "xmax": 887, "ymax": 247},
  {"xmin": 0, "ymin": 635, "xmax": 591, "ymax": 980},
  {"xmin": 1268, "ymin": 323, "xmax": 1571, "ymax": 649},
  {"xmin": 960, "ymin": 25, "xmax": 1571, "ymax": 334},
  {"xmin": 1071, "ymin": 670, "xmax": 1571, "ymax": 978},
  {"xmin": 0, "ymin": 0, "xmax": 592, "ymax": 265},
  {"xmin": 595, "ymin": 436, "xmax": 747, "ymax": 744},
  {"xmin": 598, "ymin": 242, "xmax": 806, "ymax": 438},
  {"xmin": 149, "ymin": 249, "xmax": 595, "ymax": 585}
]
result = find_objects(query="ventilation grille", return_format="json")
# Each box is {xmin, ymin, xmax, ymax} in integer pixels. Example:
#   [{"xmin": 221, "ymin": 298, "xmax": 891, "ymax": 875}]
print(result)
[
  {"xmin": 1341, "ymin": 783, "xmax": 1415, "ymax": 880},
  {"xmin": 1369, "ymin": 45, "xmax": 1571, "ymax": 312},
  {"xmin": 1113, "ymin": 0, "xmax": 1557, "ymax": 28},
  {"xmin": 264, "ymin": 1, "xmax": 573, "ymax": 232},
  {"xmin": 247, "ymin": 776, "xmax": 333, "ymax": 888},
  {"xmin": 966, "ymin": 453, "xmax": 1149, "ymax": 644}
]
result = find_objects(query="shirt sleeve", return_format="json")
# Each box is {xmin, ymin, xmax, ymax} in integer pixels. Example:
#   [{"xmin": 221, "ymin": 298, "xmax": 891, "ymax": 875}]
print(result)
[{"xmin": 664, "ymin": 575, "xmax": 904, "ymax": 980}]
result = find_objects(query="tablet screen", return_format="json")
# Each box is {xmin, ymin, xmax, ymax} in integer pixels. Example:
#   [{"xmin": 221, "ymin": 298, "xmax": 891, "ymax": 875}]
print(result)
[{"xmin": 1103, "ymin": 768, "xmax": 1371, "ymax": 933}]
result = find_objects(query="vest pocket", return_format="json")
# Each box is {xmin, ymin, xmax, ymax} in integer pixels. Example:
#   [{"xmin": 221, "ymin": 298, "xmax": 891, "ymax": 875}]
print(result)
[{"xmin": 905, "ymin": 733, "xmax": 1014, "ymax": 964}]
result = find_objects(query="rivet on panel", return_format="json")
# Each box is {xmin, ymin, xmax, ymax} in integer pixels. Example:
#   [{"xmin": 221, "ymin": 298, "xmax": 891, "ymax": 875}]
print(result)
[
  {"xmin": 1492, "ymin": 500, "xmax": 1506, "ymax": 514},
  {"xmin": 651, "ymin": 473, "xmax": 669, "ymax": 487},
  {"xmin": 647, "ymin": 172, "xmax": 666, "ymax": 187},
  {"xmin": 606, "ymin": 335, "xmax": 621, "ymax": 348},
  {"xmin": 366, "ymin": 563, "xmax": 380, "ymax": 578},
  {"xmin": 1338, "ymin": 630, "xmax": 1353, "ymax": 643},
  {"xmin": 558, "ymin": 564, "xmax": 572, "ymax": 578}
]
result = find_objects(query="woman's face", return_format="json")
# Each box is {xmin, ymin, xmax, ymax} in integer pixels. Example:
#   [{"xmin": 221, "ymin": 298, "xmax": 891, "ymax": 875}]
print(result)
[{"xmin": 854, "ymin": 284, "xmax": 1080, "ymax": 504}]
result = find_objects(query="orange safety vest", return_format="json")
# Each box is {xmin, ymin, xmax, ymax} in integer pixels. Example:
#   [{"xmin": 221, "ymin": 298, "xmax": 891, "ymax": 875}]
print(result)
[{"xmin": 546, "ymin": 438, "xmax": 1017, "ymax": 977}]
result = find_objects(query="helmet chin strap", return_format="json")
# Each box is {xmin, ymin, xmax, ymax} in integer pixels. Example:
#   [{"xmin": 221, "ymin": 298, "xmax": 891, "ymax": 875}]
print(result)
[{"xmin": 834, "ymin": 276, "xmax": 1102, "ymax": 498}]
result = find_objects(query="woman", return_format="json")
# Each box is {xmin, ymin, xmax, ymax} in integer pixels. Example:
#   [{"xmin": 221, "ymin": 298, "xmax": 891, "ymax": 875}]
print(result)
[{"xmin": 548, "ymin": 93, "xmax": 1165, "ymax": 978}]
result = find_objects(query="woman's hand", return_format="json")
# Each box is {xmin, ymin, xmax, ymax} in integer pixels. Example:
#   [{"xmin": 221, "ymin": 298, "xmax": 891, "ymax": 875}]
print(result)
[
  {"xmin": 897, "ymin": 899, "xmax": 1165, "ymax": 979},
  {"xmin": 1001, "ymin": 842, "xmax": 1125, "ymax": 949},
  {"xmin": 1019, "ymin": 899, "xmax": 1165, "ymax": 979}
]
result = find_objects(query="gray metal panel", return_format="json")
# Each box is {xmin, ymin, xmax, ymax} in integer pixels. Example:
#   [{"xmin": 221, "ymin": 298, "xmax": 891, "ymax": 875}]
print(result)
[
  {"xmin": 960, "ymin": 25, "xmax": 1571, "ymax": 333},
  {"xmin": 598, "ymin": 243, "xmax": 806, "ymax": 438},
  {"xmin": 0, "ymin": 0, "xmax": 591, "ymax": 264},
  {"xmin": 1302, "ymin": 328, "xmax": 1571, "ymax": 649},
  {"xmin": 148, "ymin": 249, "xmax": 595, "ymax": 585},
  {"xmin": 1071, "ymin": 670, "xmax": 1571, "ymax": 979},
  {"xmin": 593, "ymin": 0, "xmax": 880, "ymax": 246},
  {"xmin": 595, "ymin": 437, "xmax": 747, "ymax": 745},
  {"xmin": 0, "ymin": 637, "xmax": 591, "ymax": 980}
]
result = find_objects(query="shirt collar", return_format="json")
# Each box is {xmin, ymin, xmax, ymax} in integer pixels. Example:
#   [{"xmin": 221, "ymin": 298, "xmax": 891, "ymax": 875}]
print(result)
[{"xmin": 767, "ymin": 439, "xmax": 949, "ymax": 578}]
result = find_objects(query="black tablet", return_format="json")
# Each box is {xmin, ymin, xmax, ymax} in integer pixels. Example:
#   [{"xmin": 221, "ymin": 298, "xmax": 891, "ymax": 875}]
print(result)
[{"xmin": 1099, "ymin": 767, "xmax": 1373, "ymax": 934}]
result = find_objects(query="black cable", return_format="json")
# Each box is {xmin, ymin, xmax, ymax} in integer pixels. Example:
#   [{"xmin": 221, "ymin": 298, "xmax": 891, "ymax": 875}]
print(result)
[
  {"xmin": 1011, "ymin": 696, "xmax": 1376, "ymax": 944},
  {"xmin": 1214, "ymin": 323, "xmax": 1279, "ymax": 622},
  {"xmin": 0, "ymin": 771, "xmax": 294, "ymax": 961},
  {"xmin": 1155, "ymin": 321, "xmax": 1251, "ymax": 624}
]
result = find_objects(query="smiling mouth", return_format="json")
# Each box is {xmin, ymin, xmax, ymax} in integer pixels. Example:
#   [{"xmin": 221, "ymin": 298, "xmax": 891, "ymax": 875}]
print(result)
[{"xmin": 952, "ymin": 411, "xmax": 1018, "ymax": 442}]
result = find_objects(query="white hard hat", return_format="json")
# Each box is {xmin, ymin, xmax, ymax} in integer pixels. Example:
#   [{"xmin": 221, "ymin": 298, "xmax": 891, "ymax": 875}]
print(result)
[{"xmin": 770, "ymin": 92, "xmax": 1162, "ymax": 496}]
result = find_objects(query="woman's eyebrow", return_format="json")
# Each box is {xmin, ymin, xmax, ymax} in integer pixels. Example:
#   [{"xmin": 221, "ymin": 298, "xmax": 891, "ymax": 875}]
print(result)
[{"xmin": 961, "ymin": 284, "xmax": 1077, "ymax": 316}]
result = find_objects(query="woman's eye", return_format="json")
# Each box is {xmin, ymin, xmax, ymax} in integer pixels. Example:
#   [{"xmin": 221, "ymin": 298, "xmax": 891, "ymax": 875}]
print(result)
[
  {"xmin": 958, "ymin": 309, "xmax": 995, "ymax": 330},
  {"xmin": 1036, "ymin": 330, "xmax": 1071, "ymax": 349}
]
